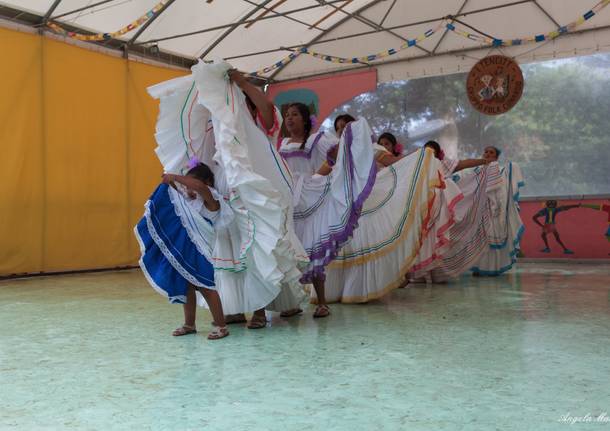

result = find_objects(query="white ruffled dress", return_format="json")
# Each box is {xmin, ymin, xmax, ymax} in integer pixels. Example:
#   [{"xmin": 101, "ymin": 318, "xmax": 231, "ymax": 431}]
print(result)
[
  {"xmin": 416, "ymin": 162, "xmax": 503, "ymax": 281},
  {"xmin": 278, "ymin": 130, "xmax": 339, "ymax": 176},
  {"xmin": 471, "ymin": 162, "xmax": 525, "ymax": 275},
  {"xmin": 291, "ymin": 118, "xmax": 377, "ymax": 283},
  {"xmin": 322, "ymin": 148, "xmax": 462, "ymax": 303},
  {"xmin": 146, "ymin": 63, "xmax": 308, "ymax": 314}
]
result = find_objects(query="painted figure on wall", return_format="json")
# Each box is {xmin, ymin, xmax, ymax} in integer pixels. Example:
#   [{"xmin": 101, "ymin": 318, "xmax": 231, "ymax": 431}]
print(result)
[{"xmin": 532, "ymin": 200, "xmax": 581, "ymax": 254}]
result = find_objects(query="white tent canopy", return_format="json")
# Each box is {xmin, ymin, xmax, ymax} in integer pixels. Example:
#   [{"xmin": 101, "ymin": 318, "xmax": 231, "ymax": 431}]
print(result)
[{"xmin": 2, "ymin": 0, "xmax": 610, "ymax": 82}]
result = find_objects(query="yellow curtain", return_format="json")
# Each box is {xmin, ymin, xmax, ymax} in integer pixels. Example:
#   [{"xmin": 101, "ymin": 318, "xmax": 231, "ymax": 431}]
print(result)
[
  {"xmin": 0, "ymin": 29, "xmax": 44, "ymax": 275},
  {"xmin": 0, "ymin": 27, "xmax": 185, "ymax": 276}
]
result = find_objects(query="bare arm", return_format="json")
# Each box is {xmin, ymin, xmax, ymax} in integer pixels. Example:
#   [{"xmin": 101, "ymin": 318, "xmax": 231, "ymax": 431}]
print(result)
[
  {"xmin": 316, "ymin": 161, "xmax": 333, "ymax": 176},
  {"xmin": 378, "ymin": 153, "xmax": 404, "ymax": 167},
  {"xmin": 454, "ymin": 158, "xmax": 489, "ymax": 173},
  {"xmin": 162, "ymin": 174, "xmax": 220, "ymax": 211},
  {"xmin": 228, "ymin": 69, "xmax": 275, "ymax": 131}
]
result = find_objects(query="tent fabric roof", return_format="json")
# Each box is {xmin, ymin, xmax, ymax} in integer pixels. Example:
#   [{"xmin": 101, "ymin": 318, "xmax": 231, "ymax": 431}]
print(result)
[{"xmin": 2, "ymin": 0, "xmax": 610, "ymax": 82}]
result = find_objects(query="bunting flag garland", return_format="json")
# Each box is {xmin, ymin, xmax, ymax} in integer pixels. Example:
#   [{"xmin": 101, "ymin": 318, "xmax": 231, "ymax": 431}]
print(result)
[
  {"xmin": 446, "ymin": 0, "xmax": 610, "ymax": 47},
  {"xmin": 46, "ymin": 0, "xmax": 609, "ymax": 73},
  {"xmin": 248, "ymin": 52, "xmax": 301, "ymax": 77},
  {"xmin": 293, "ymin": 21, "xmax": 444, "ymax": 65},
  {"xmin": 47, "ymin": 0, "xmax": 169, "ymax": 41},
  {"xmin": 248, "ymin": 22, "xmax": 444, "ymax": 76},
  {"xmin": 251, "ymin": 0, "xmax": 610, "ymax": 76}
]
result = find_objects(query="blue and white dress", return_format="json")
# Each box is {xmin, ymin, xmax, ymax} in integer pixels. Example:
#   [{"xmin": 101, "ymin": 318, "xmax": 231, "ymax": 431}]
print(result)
[
  {"xmin": 470, "ymin": 162, "xmax": 525, "ymax": 275},
  {"xmin": 134, "ymin": 182, "xmax": 231, "ymax": 304}
]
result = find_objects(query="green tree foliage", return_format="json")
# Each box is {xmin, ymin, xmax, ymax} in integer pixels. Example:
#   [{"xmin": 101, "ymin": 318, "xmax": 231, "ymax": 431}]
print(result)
[{"xmin": 328, "ymin": 54, "xmax": 610, "ymax": 197}]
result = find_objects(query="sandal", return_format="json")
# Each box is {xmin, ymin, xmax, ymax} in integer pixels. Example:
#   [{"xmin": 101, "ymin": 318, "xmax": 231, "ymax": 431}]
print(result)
[
  {"xmin": 172, "ymin": 324, "xmax": 197, "ymax": 337},
  {"xmin": 207, "ymin": 326, "xmax": 229, "ymax": 340},
  {"xmin": 313, "ymin": 304, "xmax": 330, "ymax": 318},
  {"xmin": 280, "ymin": 308, "xmax": 303, "ymax": 318},
  {"xmin": 225, "ymin": 313, "xmax": 247, "ymax": 324},
  {"xmin": 247, "ymin": 314, "xmax": 267, "ymax": 329}
]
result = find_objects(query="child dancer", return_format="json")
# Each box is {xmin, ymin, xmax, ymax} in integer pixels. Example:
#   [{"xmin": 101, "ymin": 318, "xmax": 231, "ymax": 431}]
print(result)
[{"xmin": 134, "ymin": 164, "xmax": 230, "ymax": 339}]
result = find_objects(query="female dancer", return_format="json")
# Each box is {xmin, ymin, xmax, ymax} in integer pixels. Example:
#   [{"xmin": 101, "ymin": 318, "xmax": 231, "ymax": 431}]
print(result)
[
  {"xmin": 471, "ymin": 146, "xmax": 525, "ymax": 275},
  {"xmin": 225, "ymin": 70, "xmax": 308, "ymax": 323},
  {"xmin": 377, "ymin": 132, "xmax": 404, "ymax": 157},
  {"xmin": 279, "ymin": 106, "xmax": 376, "ymax": 317},
  {"xmin": 322, "ymin": 138, "xmax": 462, "ymax": 303},
  {"xmin": 423, "ymin": 140, "xmax": 489, "ymax": 175},
  {"xmin": 278, "ymin": 103, "xmax": 338, "ymax": 176},
  {"xmin": 292, "ymin": 115, "xmax": 376, "ymax": 316},
  {"xmin": 415, "ymin": 144, "xmax": 501, "ymax": 282},
  {"xmin": 334, "ymin": 114, "xmax": 356, "ymax": 138},
  {"xmin": 146, "ymin": 66, "xmax": 308, "ymax": 331},
  {"xmin": 333, "ymin": 116, "xmax": 404, "ymax": 169}
]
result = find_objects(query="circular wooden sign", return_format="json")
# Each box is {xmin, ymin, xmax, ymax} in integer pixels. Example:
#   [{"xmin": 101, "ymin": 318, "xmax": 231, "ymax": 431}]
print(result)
[{"xmin": 466, "ymin": 55, "xmax": 524, "ymax": 115}]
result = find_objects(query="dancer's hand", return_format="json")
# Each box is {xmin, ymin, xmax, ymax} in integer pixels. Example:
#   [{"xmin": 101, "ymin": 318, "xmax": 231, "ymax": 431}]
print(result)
[
  {"xmin": 162, "ymin": 173, "xmax": 176, "ymax": 184},
  {"xmin": 228, "ymin": 69, "xmax": 247, "ymax": 87}
]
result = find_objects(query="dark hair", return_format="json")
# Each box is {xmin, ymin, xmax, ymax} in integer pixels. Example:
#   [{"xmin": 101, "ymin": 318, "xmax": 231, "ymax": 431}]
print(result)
[
  {"xmin": 424, "ymin": 140, "xmax": 441, "ymax": 158},
  {"xmin": 546, "ymin": 200, "xmax": 557, "ymax": 207},
  {"xmin": 487, "ymin": 145, "xmax": 502, "ymax": 158},
  {"xmin": 287, "ymin": 103, "xmax": 312, "ymax": 148},
  {"xmin": 186, "ymin": 163, "xmax": 215, "ymax": 187},
  {"xmin": 244, "ymin": 93, "xmax": 256, "ymax": 113},
  {"xmin": 378, "ymin": 132, "xmax": 399, "ymax": 156},
  {"xmin": 334, "ymin": 114, "xmax": 356, "ymax": 132}
]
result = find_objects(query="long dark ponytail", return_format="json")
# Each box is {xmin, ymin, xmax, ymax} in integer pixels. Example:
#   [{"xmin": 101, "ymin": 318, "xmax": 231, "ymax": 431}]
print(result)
[{"xmin": 288, "ymin": 102, "xmax": 312, "ymax": 149}]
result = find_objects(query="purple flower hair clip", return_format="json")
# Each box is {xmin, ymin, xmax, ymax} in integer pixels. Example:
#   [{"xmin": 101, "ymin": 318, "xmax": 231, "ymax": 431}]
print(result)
[
  {"xmin": 310, "ymin": 114, "xmax": 318, "ymax": 130},
  {"xmin": 187, "ymin": 156, "xmax": 200, "ymax": 169}
]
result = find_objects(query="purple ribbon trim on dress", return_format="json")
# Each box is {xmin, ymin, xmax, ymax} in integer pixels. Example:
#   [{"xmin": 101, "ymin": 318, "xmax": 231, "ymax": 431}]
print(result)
[
  {"xmin": 299, "ymin": 122, "xmax": 377, "ymax": 283},
  {"xmin": 279, "ymin": 132, "xmax": 324, "ymax": 159}
]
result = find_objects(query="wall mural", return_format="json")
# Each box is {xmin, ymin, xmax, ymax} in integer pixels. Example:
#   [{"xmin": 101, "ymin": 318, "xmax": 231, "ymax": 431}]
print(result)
[{"xmin": 520, "ymin": 199, "xmax": 610, "ymax": 258}]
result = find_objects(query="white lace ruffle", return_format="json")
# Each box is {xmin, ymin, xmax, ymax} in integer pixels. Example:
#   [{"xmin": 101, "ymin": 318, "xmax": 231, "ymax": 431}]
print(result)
[
  {"xmin": 142, "ymin": 199, "xmax": 214, "ymax": 289},
  {"xmin": 167, "ymin": 186, "xmax": 215, "ymax": 260}
]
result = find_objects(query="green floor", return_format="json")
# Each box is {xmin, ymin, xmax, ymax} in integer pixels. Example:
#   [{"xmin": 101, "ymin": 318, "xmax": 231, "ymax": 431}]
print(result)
[{"xmin": 1, "ymin": 263, "xmax": 609, "ymax": 430}]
